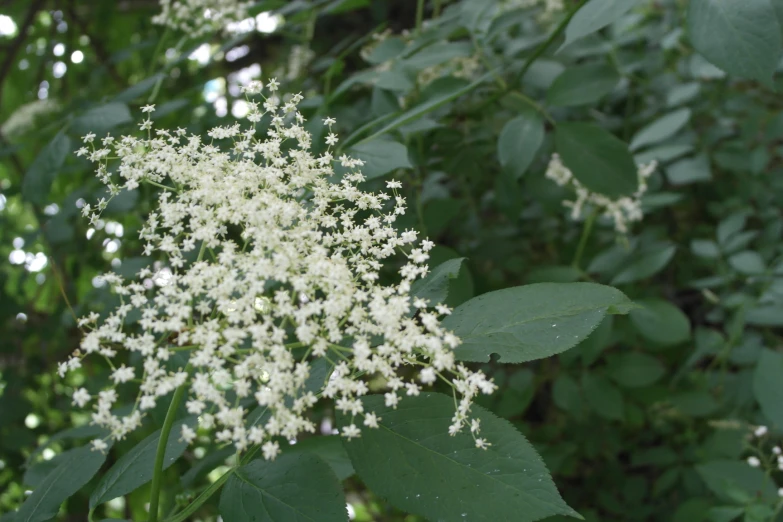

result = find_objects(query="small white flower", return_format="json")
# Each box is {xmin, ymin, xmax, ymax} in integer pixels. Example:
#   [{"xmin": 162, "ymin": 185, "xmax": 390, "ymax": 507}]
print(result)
[
  {"xmin": 72, "ymin": 388, "xmax": 91, "ymax": 407},
  {"xmin": 778, "ymin": 487, "xmax": 783, "ymax": 498},
  {"xmin": 754, "ymin": 425, "xmax": 768, "ymax": 437},
  {"xmin": 773, "ymin": 446, "xmax": 781, "ymax": 455},
  {"xmin": 747, "ymin": 456, "xmax": 761, "ymax": 468},
  {"xmin": 262, "ymin": 441, "xmax": 280, "ymax": 460},
  {"xmin": 141, "ymin": 104, "xmax": 156, "ymax": 113},
  {"xmin": 91, "ymin": 439, "xmax": 108, "ymax": 452},
  {"xmin": 322, "ymin": 117, "xmax": 336, "ymax": 126},
  {"xmin": 475, "ymin": 438, "xmax": 490, "ymax": 449},
  {"xmin": 180, "ymin": 424, "xmax": 197, "ymax": 444},
  {"xmin": 342, "ymin": 424, "xmax": 361, "ymax": 439}
]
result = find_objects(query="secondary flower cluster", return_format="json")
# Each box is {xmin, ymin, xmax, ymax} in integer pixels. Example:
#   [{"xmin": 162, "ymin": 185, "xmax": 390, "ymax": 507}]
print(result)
[
  {"xmin": 545, "ymin": 153, "xmax": 657, "ymax": 234},
  {"xmin": 153, "ymin": 0, "xmax": 250, "ymax": 36},
  {"xmin": 65, "ymin": 80, "xmax": 496, "ymax": 458}
]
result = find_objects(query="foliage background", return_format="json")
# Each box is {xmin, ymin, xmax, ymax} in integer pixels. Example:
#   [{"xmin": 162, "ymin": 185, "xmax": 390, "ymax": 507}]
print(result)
[{"xmin": 2, "ymin": 0, "xmax": 783, "ymax": 520}]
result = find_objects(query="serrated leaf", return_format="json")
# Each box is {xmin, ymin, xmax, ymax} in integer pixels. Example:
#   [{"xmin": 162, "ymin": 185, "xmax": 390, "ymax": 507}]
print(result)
[
  {"xmin": 218, "ymin": 453, "xmax": 346, "ymax": 522},
  {"xmin": 89, "ymin": 417, "xmax": 196, "ymax": 508},
  {"xmin": 22, "ymin": 132, "xmax": 71, "ymax": 205},
  {"xmin": 349, "ymin": 138, "xmax": 412, "ymax": 179},
  {"xmin": 547, "ymin": 63, "xmax": 620, "ymax": 107},
  {"xmin": 555, "ymin": 122, "xmax": 638, "ymax": 198},
  {"xmin": 338, "ymin": 392, "xmax": 579, "ymax": 522},
  {"xmin": 497, "ymin": 110, "xmax": 545, "ymax": 179},
  {"xmin": 687, "ymin": 0, "xmax": 782, "ymax": 85},
  {"xmin": 443, "ymin": 282, "xmax": 634, "ymax": 363},
  {"xmin": 16, "ymin": 445, "xmax": 108, "ymax": 522}
]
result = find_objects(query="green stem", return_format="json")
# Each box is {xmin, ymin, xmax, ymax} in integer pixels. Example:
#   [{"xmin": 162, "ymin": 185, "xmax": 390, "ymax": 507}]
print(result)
[
  {"xmin": 163, "ymin": 468, "xmax": 235, "ymax": 522},
  {"xmin": 572, "ymin": 210, "xmax": 598, "ymax": 270},
  {"xmin": 513, "ymin": 0, "xmax": 586, "ymax": 85},
  {"xmin": 509, "ymin": 91, "xmax": 554, "ymax": 124},
  {"xmin": 415, "ymin": 0, "xmax": 425, "ymax": 34},
  {"xmin": 148, "ymin": 383, "xmax": 188, "ymax": 522}
]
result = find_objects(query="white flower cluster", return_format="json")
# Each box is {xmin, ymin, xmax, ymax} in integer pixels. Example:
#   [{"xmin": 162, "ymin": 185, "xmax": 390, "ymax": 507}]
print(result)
[
  {"xmin": 65, "ymin": 79, "xmax": 496, "ymax": 457},
  {"xmin": 545, "ymin": 153, "xmax": 657, "ymax": 234},
  {"xmin": 746, "ymin": 425, "xmax": 783, "ymax": 478},
  {"xmin": 154, "ymin": 0, "xmax": 251, "ymax": 36}
]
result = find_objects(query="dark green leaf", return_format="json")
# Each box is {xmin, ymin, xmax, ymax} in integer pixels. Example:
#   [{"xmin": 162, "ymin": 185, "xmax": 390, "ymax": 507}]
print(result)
[
  {"xmin": 443, "ymin": 282, "xmax": 635, "ymax": 364},
  {"xmin": 555, "ymin": 122, "xmax": 638, "ymax": 198},
  {"xmin": 547, "ymin": 63, "xmax": 620, "ymax": 107},
  {"xmin": 561, "ymin": 0, "xmax": 646, "ymax": 49},
  {"xmin": 338, "ymin": 392, "xmax": 579, "ymax": 522},
  {"xmin": 582, "ymin": 373, "xmax": 624, "ymax": 420},
  {"xmin": 629, "ymin": 109, "xmax": 691, "ymax": 151},
  {"xmin": 410, "ymin": 258, "xmax": 465, "ymax": 306},
  {"xmin": 284, "ymin": 436, "xmax": 354, "ymax": 481},
  {"xmin": 89, "ymin": 416, "xmax": 196, "ymax": 508},
  {"xmin": 687, "ymin": 0, "xmax": 782, "ymax": 85},
  {"xmin": 71, "ymin": 102, "xmax": 133, "ymax": 136},
  {"xmin": 219, "ymin": 453, "xmax": 346, "ymax": 522},
  {"xmin": 22, "ymin": 132, "xmax": 71, "ymax": 205},
  {"xmin": 16, "ymin": 445, "xmax": 107, "ymax": 522},
  {"xmin": 497, "ymin": 110, "xmax": 545, "ymax": 179},
  {"xmin": 349, "ymin": 138, "xmax": 412, "ymax": 179},
  {"xmin": 753, "ymin": 349, "xmax": 783, "ymax": 429},
  {"xmin": 629, "ymin": 299, "xmax": 691, "ymax": 346}
]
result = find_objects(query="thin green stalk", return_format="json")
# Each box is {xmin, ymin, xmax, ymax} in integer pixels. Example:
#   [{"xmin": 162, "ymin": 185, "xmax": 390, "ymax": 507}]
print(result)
[
  {"xmin": 572, "ymin": 210, "xmax": 598, "ymax": 270},
  {"xmin": 513, "ymin": 0, "xmax": 586, "ymax": 85},
  {"xmin": 163, "ymin": 468, "xmax": 235, "ymax": 522},
  {"xmin": 415, "ymin": 0, "xmax": 425, "ymax": 34},
  {"xmin": 148, "ymin": 383, "xmax": 188, "ymax": 522}
]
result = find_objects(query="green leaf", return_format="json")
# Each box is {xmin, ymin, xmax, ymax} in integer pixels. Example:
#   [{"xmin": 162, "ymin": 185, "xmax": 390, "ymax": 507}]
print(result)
[
  {"xmin": 113, "ymin": 74, "xmax": 165, "ymax": 103},
  {"xmin": 355, "ymin": 73, "xmax": 491, "ymax": 145},
  {"xmin": 561, "ymin": 0, "xmax": 646, "ymax": 49},
  {"xmin": 555, "ymin": 122, "xmax": 638, "ymax": 198},
  {"xmin": 218, "ymin": 453, "xmax": 346, "ymax": 522},
  {"xmin": 546, "ymin": 63, "xmax": 620, "ymax": 107},
  {"xmin": 410, "ymin": 258, "xmax": 465, "ymax": 306},
  {"xmin": 753, "ymin": 349, "xmax": 783, "ymax": 429},
  {"xmin": 696, "ymin": 460, "xmax": 777, "ymax": 504},
  {"xmin": 629, "ymin": 109, "xmax": 691, "ymax": 152},
  {"xmin": 687, "ymin": 0, "xmax": 782, "ymax": 85},
  {"xmin": 497, "ymin": 110, "xmax": 545, "ymax": 179},
  {"xmin": 728, "ymin": 251, "xmax": 766, "ymax": 275},
  {"xmin": 338, "ymin": 392, "xmax": 579, "ymax": 522},
  {"xmin": 16, "ymin": 445, "xmax": 108, "ymax": 522},
  {"xmin": 284, "ymin": 436, "xmax": 355, "ymax": 481},
  {"xmin": 608, "ymin": 352, "xmax": 666, "ymax": 388},
  {"xmin": 89, "ymin": 417, "xmax": 196, "ymax": 508},
  {"xmin": 610, "ymin": 244, "xmax": 676, "ymax": 285},
  {"xmin": 442, "ymin": 282, "xmax": 634, "ymax": 364},
  {"xmin": 582, "ymin": 373, "xmax": 624, "ymax": 420},
  {"xmin": 629, "ymin": 299, "xmax": 691, "ymax": 346},
  {"xmin": 666, "ymin": 154, "xmax": 713, "ymax": 185},
  {"xmin": 22, "ymin": 132, "xmax": 71, "ymax": 205},
  {"xmin": 71, "ymin": 102, "xmax": 133, "ymax": 136},
  {"xmin": 349, "ymin": 138, "xmax": 412, "ymax": 179}
]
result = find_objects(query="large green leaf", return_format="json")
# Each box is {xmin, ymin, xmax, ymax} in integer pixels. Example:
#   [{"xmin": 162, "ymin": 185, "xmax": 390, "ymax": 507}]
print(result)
[
  {"xmin": 582, "ymin": 373, "xmax": 624, "ymax": 421},
  {"xmin": 561, "ymin": 0, "xmax": 646, "ymax": 49},
  {"xmin": 497, "ymin": 110, "xmax": 545, "ymax": 179},
  {"xmin": 338, "ymin": 392, "xmax": 580, "ymax": 522},
  {"xmin": 753, "ymin": 349, "xmax": 783, "ymax": 429},
  {"xmin": 349, "ymin": 138, "xmax": 412, "ymax": 179},
  {"xmin": 218, "ymin": 453, "xmax": 346, "ymax": 522},
  {"xmin": 89, "ymin": 417, "xmax": 196, "ymax": 508},
  {"xmin": 555, "ymin": 122, "xmax": 638, "ymax": 198},
  {"xmin": 22, "ymin": 132, "xmax": 71, "ymax": 205},
  {"xmin": 16, "ymin": 445, "xmax": 108, "ymax": 522},
  {"xmin": 442, "ymin": 282, "xmax": 634, "ymax": 363},
  {"xmin": 546, "ymin": 63, "xmax": 620, "ymax": 107},
  {"xmin": 696, "ymin": 460, "xmax": 778, "ymax": 504},
  {"xmin": 687, "ymin": 0, "xmax": 782, "ymax": 85}
]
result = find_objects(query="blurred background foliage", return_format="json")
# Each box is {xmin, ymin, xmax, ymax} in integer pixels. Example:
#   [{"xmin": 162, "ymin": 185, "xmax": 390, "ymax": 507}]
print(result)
[{"xmin": 2, "ymin": 0, "xmax": 783, "ymax": 520}]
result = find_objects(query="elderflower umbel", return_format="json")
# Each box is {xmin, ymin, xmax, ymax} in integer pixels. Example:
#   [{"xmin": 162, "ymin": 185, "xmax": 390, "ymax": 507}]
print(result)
[
  {"xmin": 545, "ymin": 153, "xmax": 657, "ymax": 234},
  {"xmin": 65, "ymin": 80, "xmax": 496, "ymax": 457}
]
